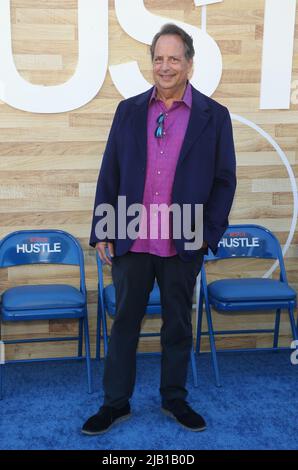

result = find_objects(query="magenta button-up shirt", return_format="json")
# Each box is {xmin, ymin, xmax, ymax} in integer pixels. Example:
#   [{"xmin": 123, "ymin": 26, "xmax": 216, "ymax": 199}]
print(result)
[{"xmin": 130, "ymin": 83, "xmax": 192, "ymax": 257}]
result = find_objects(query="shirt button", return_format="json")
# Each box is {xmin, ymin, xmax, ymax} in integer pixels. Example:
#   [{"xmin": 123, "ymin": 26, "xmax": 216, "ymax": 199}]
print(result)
[
  {"xmin": 155, "ymin": 191, "xmax": 159, "ymax": 195},
  {"xmin": 160, "ymin": 150, "xmax": 164, "ymax": 155},
  {"xmin": 157, "ymin": 170, "xmax": 161, "ymax": 175}
]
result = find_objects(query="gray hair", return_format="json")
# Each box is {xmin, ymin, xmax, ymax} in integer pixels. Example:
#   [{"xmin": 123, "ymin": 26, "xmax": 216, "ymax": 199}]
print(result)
[{"xmin": 150, "ymin": 23, "xmax": 195, "ymax": 61}]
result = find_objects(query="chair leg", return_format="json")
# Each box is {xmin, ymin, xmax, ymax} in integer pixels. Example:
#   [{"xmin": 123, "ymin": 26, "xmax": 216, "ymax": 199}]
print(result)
[
  {"xmin": 273, "ymin": 308, "xmax": 281, "ymax": 349},
  {"xmin": 196, "ymin": 290, "xmax": 204, "ymax": 354},
  {"xmin": 205, "ymin": 300, "xmax": 221, "ymax": 387},
  {"xmin": 190, "ymin": 347, "xmax": 198, "ymax": 387},
  {"xmin": 83, "ymin": 315, "xmax": 93, "ymax": 394},
  {"xmin": 78, "ymin": 318, "xmax": 83, "ymax": 357},
  {"xmin": 288, "ymin": 304, "xmax": 298, "ymax": 343},
  {"xmin": 96, "ymin": 301, "xmax": 102, "ymax": 361},
  {"xmin": 0, "ymin": 363, "xmax": 3, "ymax": 400}
]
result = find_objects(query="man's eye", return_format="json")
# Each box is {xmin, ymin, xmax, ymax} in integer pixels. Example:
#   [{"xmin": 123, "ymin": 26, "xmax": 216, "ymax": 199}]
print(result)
[{"xmin": 154, "ymin": 58, "xmax": 162, "ymax": 64}]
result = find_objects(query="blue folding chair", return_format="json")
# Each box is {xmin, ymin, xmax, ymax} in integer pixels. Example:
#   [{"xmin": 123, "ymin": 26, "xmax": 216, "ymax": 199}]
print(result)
[
  {"xmin": 196, "ymin": 224, "xmax": 297, "ymax": 387},
  {"xmin": 95, "ymin": 253, "xmax": 199, "ymax": 387},
  {"xmin": 0, "ymin": 229, "xmax": 92, "ymax": 398}
]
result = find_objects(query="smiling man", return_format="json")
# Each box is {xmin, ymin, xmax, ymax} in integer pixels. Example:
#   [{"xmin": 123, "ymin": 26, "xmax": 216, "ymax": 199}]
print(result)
[{"xmin": 82, "ymin": 24, "xmax": 236, "ymax": 435}]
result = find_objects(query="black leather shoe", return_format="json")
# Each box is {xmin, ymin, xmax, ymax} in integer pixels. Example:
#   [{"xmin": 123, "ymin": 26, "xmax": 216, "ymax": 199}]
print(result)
[
  {"xmin": 161, "ymin": 399, "xmax": 206, "ymax": 432},
  {"xmin": 81, "ymin": 403, "xmax": 131, "ymax": 435}
]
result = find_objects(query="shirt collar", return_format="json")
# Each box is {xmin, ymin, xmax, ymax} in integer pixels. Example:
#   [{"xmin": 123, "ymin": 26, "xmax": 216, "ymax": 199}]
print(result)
[{"xmin": 149, "ymin": 82, "xmax": 192, "ymax": 109}]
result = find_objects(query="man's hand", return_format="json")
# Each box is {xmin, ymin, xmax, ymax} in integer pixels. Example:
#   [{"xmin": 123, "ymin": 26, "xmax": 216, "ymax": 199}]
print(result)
[{"xmin": 96, "ymin": 242, "xmax": 114, "ymax": 266}]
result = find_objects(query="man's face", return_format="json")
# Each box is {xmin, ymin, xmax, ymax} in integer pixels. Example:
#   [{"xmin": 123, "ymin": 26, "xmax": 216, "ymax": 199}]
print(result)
[{"xmin": 152, "ymin": 34, "xmax": 193, "ymax": 94}]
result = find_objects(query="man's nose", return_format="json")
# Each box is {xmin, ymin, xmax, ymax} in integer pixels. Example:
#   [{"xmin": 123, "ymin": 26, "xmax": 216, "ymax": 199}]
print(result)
[{"xmin": 160, "ymin": 59, "xmax": 171, "ymax": 70}]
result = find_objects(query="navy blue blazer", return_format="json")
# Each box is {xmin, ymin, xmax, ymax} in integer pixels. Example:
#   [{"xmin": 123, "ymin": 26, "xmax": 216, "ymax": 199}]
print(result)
[{"xmin": 90, "ymin": 85, "xmax": 236, "ymax": 261}]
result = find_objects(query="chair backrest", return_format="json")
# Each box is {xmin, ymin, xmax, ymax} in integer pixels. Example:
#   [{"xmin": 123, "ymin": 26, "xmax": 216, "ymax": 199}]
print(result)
[
  {"xmin": 204, "ymin": 224, "xmax": 287, "ymax": 280},
  {"xmin": 0, "ymin": 229, "xmax": 86, "ymax": 292}
]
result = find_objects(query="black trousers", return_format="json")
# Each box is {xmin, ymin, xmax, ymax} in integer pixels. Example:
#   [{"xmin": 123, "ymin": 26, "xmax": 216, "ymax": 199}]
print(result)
[{"xmin": 103, "ymin": 251, "xmax": 204, "ymax": 409}]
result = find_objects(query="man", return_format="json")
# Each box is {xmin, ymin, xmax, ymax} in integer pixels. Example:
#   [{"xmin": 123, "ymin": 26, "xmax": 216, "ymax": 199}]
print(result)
[{"xmin": 82, "ymin": 24, "xmax": 236, "ymax": 435}]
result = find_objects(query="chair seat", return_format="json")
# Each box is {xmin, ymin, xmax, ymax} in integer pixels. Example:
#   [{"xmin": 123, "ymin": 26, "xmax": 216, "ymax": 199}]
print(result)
[
  {"xmin": 208, "ymin": 278, "xmax": 296, "ymax": 303},
  {"xmin": 1, "ymin": 284, "xmax": 85, "ymax": 321},
  {"xmin": 104, "ymin": 283, "xmax": 161, "ymax": 315}
]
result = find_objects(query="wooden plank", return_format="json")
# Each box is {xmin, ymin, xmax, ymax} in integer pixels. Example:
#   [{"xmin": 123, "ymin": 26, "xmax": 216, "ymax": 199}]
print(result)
[
  {"xmin": 15, "ymin": 8, "xmax": 77, "ymax": 25},
  {"xmin": 11, "ymin": 24, "xmax": 75, "ymax": 41}
]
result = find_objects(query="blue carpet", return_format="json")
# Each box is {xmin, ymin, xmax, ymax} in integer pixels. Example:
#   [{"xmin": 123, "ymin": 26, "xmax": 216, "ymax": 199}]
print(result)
[{"xmin": 1, "ymin": 351, "xmax": 297, "ymax": 450}]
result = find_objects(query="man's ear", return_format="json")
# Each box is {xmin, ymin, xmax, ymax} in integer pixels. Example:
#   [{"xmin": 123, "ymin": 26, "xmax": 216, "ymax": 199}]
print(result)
[{"xmin": 188, "ymin": 59, "xmax": 194, "ymax": 78}]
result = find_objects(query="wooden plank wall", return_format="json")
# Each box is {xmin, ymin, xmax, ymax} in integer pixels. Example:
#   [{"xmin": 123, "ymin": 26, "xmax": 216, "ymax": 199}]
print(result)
[{"xmin": 0, "ymin": 0, "xmax": 297, "ymax": 360}]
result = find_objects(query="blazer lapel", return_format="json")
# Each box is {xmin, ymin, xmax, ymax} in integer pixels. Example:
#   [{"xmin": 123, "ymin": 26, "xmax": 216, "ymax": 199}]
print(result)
[
  {"xmin": 176, "ymin": 86, "xmax": 211, "ymax": 168},
  {"xmin": 132, "ymin": 88, "xmax": 153, "ymax": 169}
]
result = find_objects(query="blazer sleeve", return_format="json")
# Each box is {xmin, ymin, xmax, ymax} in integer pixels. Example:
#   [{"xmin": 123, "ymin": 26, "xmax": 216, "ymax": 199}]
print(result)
[
  {"xmin": 89, "ymin": 102, "xmax": 123, "ymax": 247},
  {"xmin": 203, "ymin": 108, "xmax": 237, "ymax": 254}
]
